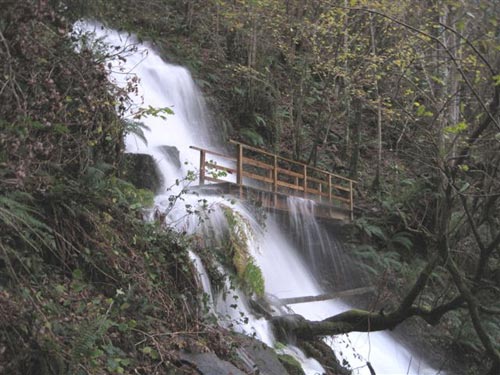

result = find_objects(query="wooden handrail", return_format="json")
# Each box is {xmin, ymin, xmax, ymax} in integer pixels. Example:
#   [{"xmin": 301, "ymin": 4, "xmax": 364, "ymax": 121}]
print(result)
[
  {"xmin": 229, "ymin": 139, "xmax": 357, "ymax": 184},
  {"xmin": 190, "ymin": 142, "xmax": 356, "ymax": 220},
  {"xmin": 190, "ymin": 145, "xmax": 237, "ymax": 161}
]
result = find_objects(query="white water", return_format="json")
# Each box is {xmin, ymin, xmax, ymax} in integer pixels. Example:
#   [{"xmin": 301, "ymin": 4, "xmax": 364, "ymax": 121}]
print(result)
[{"xmin": 80, "ymin": 21, "xmax": 443, "ymax": 375}]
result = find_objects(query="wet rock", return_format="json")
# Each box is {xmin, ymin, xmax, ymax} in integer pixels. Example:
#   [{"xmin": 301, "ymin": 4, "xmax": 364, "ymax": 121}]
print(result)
[
  {"xmin": 122, "ymin": 153, "xmax": 161, "ymax": 192},
  {"xmin": 179, "ymin": 352, "xmax": 245, "ymax": 375},
  {"xmin": 234, "ymin": 334, "xmax": 289, "ymax": 375},
  {"xmin": 271, "ymin": 314, "xmax": 306, "ymax": 341},
  {"xmin": 277, "ymin": 354, "xmax": 306, "ymax": 375},
  {"xmin": 157, "ymin": 145, "xmax": 181, "ymax": 169},
  {"xmin": 249, "ymin": 298, "xmax": 273, "ymax": 319},
  {"xmin": 299, "ymin": 339, "xmax": 350, "ymax": 375}
]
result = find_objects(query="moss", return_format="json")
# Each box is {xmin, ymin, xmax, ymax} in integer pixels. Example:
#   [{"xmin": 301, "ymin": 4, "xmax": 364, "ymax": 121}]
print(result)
[
  {"xmin": 277, "ymin": 354, "xmax": 305, "ymax": 375},
  {"xmin": 243, "ymin": 261, "xmax": 265, "ymax": 297},
  {"xmin": 222, "ymin": 206, "xmax": 265, "ymax": 297}
]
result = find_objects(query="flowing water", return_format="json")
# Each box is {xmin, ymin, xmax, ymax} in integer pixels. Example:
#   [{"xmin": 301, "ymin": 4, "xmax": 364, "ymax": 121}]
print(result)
[{"xmin": 79, "ymin": 21, "xmax": 443, "ymax": 375}]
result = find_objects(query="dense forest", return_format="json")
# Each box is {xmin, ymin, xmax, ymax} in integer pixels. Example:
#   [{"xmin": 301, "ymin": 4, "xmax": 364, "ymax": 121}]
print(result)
[{"xmin": 1, "ymin": 0, "xmax": 499, "ymax": 374}]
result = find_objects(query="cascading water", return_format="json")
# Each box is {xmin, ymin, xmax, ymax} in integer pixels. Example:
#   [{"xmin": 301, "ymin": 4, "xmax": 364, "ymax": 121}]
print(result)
[
  {"xmin": 80, "ymin": 21, "xmax": 444, "ymax": 375},
  {"xmin": 254, "ymin": 207, "xmax": 439, "ymax": 375}
]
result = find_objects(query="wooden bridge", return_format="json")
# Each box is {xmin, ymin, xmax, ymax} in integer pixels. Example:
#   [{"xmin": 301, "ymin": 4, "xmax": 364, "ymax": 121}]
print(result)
[{"xmin": 189, "ymin": 140, "xmax": 356, "ymax": 222}]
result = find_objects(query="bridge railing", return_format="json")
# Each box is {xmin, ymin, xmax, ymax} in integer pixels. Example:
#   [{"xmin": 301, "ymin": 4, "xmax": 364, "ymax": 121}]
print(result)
[{"xmin": 189, "ymin": 140, "xmax": 356, "ymax": 220}]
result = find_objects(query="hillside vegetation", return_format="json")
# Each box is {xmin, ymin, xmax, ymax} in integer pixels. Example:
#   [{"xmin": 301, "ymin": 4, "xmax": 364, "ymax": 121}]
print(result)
[{"xmin": 1, "ymin": 0, "xmax": 499, "ymax": 374}]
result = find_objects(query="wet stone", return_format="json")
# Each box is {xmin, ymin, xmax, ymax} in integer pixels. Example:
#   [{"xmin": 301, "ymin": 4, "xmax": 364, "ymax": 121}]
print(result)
[
  {"xmin": 122, "ymin": 153, "xmax": 161, "ymax": 192},
  {"xmin": 157, "ymin": 145, "xmax": 181, "ymax": 169},
  {"xmin": 179, "ymin": 352, "xmax": 245, "ymax": 375}
]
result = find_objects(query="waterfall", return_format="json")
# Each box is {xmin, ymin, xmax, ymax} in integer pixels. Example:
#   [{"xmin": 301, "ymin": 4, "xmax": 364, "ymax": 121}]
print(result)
[{"xmin": 79, "ymin": 21, "xmax": 443, "ymax": 375}]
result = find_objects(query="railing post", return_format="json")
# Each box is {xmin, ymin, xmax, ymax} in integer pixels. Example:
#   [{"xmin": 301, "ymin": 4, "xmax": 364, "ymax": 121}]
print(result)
[
  {"xmin": 303, "ymin": 165, "xmax": 307, "ymax": 198},
  {"xmin": 328, "ymin": 175, "xmax": 332, "ymax": 203},
  {"xmin": 349, "ymin": 180, "xmax": 354, "ymax": 221},
  {"xmin": 273, "ymin": 155, "xmax": 278, "ymax": 206},
  {"xmin": 237, "ymin": 143, "xmax": 243, "ymax": 197},
  {"xmin": 199, "ymin": 149, "xmax": 206, "ymax": 185}
]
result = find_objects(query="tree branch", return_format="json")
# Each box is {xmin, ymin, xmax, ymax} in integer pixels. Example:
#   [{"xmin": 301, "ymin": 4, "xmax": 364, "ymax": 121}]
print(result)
[{"xmin": 330, "ymin": 5, "xmax": 500, "ymax": 132}]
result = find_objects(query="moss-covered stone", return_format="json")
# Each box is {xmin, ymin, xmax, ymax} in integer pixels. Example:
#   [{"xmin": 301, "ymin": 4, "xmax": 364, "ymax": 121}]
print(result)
[
  {"xmin": 122, "ymin": 153, "xmax": 161, "ymax": 192},
  {"xmin": 277, "ymin": 354, "xmax": 305, "ymax": 375},
  {"xmin": 222, "ymin": 206, "xmax": 265, "ymax": 297}
]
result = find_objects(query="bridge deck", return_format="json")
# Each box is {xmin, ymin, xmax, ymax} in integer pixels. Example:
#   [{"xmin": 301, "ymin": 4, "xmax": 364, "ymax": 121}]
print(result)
[{"xmin": 189, "ymin": 140, "xmax": 356, "ymax": 222}]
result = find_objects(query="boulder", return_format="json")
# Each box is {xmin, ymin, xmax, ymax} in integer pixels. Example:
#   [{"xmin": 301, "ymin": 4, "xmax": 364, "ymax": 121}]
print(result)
[
  {"xmin": 157, "ymin": 145, "xmax": 181, "ymax": 169},
  {"xmin": 179, "ymin": 352, "xmax": 245, "ymax": 375},
  {"xmin": 122, "ymin": 153, "xmax": 161, "ymax": 192}
]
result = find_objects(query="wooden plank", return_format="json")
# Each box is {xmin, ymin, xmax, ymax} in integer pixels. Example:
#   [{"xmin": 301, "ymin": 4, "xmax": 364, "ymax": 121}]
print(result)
[
  {"xmin": 204, "ymin": 176, "xmax": 228, "ymax": 184},
  {"xmin": 230, "ymin": 139, "xmax": 276, "ymax": 158},
  {"xmin": 308, "ymin": 164, "xmax": 358, "ymax": 183},
  {"xmin": 237, "ymin": 144, "xmax": 243, "ymax": 197},
  {"xmin": 310, "ymin": 189, "xmax": 348, "ymax": 202},
  {"xmin": 307, "ymin": 175, "xmax": 328, "ymax": 185},
  {"xmin": 277, "ymin": 179, "xmax": 304, "ymax": 191},
  {"xmin": 331, "ymin": 194, "xmax": 351, "ymax": 204},
  {"xmin": 205, "ymin": 162, "xmax": 236, "ymax": 174},
  {"xmin": 242, "ymin": 156, "xmax": 273, "ymax": 170},
  {"xmin": 273, "ymin": 155, "xmax": 278, "ymax": 207},
  {"xmin": 229, "ymin": 140, "xmax": 358, "ymax": 183},
  {"xmin": 303, "ymin": 165, "xmax": 308, "ymax": 196},
  {"xmin": 328, "ymin": 175, "xmax": 332, "ymax": 202},
  {"xmin": 331, "ymin": 183, "xmax": 351, "ymax": 192},
  {"xmin": 307, "ymin": 187, "xmax": 329, "ymax": 198},
  {"xmin": 349, "ymin": 180, "xmax": 354, "ymax": 221},
  {"xmin": 189, "ymin": 181, "xmax": 350, "ymax": 222},
  {"xmin": 230, "ymin": 139, "xmax": 304, "ymax": 166},
  {"xmin": 192, "ymin": 142, "xmax": 356, "ymax": 221},
  {"xmin": 277, "ymin": 167, "xmax": 303, "ymax": 179},
  {"xmin": 308, "ymin": 176, "xmax": 350, "ymax": 192},
  {"xmin": 242, "ymin": 171, "xmax": 274, "ymax": 184},
  {"xmin": 236, "ymin": 144, "xmax": 243, "ymax": 184},
  {"xmin": 199, "ymin": 150, "xmax": 205, "ymax": 185},
  {"xmin": 279, "ymin": 287, "xmax": 375, "ymax": 305},
  {"xmin": 190, "ymin": 145, "xmax": 237, "ymax": 161}
]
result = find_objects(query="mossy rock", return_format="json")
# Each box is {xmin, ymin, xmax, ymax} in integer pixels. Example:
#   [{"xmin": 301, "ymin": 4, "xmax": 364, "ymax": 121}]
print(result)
[
  {"xmin": 278, "ymin": 354, "xmax": 305, "ymax": 375},
  {"xmin": 221, "ymin": 206, "xmax": 265, "ymax": 297},
  {"xmin": 299, "ymin": 340, "xmax": 351, "ymax": 375},
  {"xmin": 121, "ymin": 153, "xmax": 161, "ymax": 192}
]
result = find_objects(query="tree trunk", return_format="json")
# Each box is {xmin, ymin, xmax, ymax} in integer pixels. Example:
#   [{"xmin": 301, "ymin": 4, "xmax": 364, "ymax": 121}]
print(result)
[
  {"xmin": 369, "ymin": 13, "xmax": 383, "ymax": 192},
  {"xmin": 349, "ymin": 98, "xmax": 362, "ymax": 179}
]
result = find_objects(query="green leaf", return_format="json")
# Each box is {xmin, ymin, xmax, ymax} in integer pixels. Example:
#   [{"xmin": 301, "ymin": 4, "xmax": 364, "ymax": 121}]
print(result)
[
  {"xmin": 444, "ymin": 121, "xmax": 468, "ymax": 134},
  {"xmin": 390, "ymin": 232, "xmax": 413, "ymax": 251}
]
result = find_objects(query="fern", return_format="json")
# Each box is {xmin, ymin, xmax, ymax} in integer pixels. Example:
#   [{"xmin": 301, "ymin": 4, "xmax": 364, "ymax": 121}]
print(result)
[
  {"xmin": 240, "ymin": 127, "xmax": 264, "ymax": 146},
  {"xmin": 0, "ymin": 192, "xmax": 53, "ymax": 253},
  {"xmin": 123, "ymin": 118, "xmax": 150, "ymax": 145},
  {"xmin": 351, "ymin": 245, "xmax": 380, "ymax": 276},
  {"xmin": 72, "ymin": 316, "xmax": 114, "ymax": 360},
  {"xmin": 355, "ymin": 218, "xmax": 387, "ymax": 240},
  {"xmin": 380, "ymin": 251, "xmax": 403, "ymax": 271},
  {"xmin": 389, "ymin": 231, "xmax": 413, "ymax": 251}
]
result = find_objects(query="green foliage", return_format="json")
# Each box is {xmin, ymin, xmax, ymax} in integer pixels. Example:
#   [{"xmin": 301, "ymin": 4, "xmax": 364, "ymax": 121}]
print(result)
[
  {"xmin": 133, "ymin": 105, "xmax": 174, "ymax": 121},
  {"xmin": 388, "ymin": 231, "xmax": 413, "ymax": 252},
  {"xmin": 351, "ymin": 244, "xmax": 404, "ymax": 276},
  {"xmin": 0, "ymin": 5, "xmax": 196, "ymax": 363},
  {"xmin": 354, "ymin": 217, "xmax": 387, "ymax": 240},
  {"xmin": 240, "ymin": 127, "xmax": 265, "ymax": 146},
  {"xmin": 2, "ymin": 0, "xmax": 498, "ymax": 373},
  {"xmin": 122, "ymin": 119, "xmax": 150, "ymax": 146},
  {"xmin": 221, "ymin": 206, "xmax": 265, "ymax": 297},
  {"xmin": 0, "ymin": 192, "xmax": 53, "ymax": 254},
  {"xmin": 242, "ymin": 261, "xmax": 265, "ymax": 297},
  {"xmin": 444, "ymin": 121, "xmax": 468, "ymax": 134}
]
